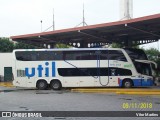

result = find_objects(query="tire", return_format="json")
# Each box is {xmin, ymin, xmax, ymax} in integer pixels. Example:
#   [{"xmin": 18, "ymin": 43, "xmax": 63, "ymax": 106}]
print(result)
[
  {"xmin": 36, "ymin": 80, "xmax": 48, "ymax": 90},
  {"xmin": 123, "ymin": 80, "xmax": 133, "ymax": 88},
  {"xmin": 50, "ymin": 80, "xmax": 62, "ymax": 90}
]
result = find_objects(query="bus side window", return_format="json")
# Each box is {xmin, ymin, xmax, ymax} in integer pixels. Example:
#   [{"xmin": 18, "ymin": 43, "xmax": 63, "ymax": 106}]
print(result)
[
  {"xmin": 53, "ymin": 51, "xmax": 63, "ymax": 60},
  {"xmin": 108, "ymin": 50, "xmax": 127, "ymax": 62},
  {"xmin": 100, "ymin": 50, "xmax": 108, "ymax": 60},
  {"xmin": 64, "ymin": 51, "xmax": 97, "ymax": 60},
  {"xmin": 110, "ymin": 69, "xmax": 116, "ymax": 76}
]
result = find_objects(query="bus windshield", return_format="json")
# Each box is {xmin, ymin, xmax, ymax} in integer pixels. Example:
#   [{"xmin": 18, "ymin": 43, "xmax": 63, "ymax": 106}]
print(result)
[
  {"xmin": 134, "ymin": 61, "xmax": 152, "ymax": 76},
  {"xmin": 124, "ymin": 48, "xmax": 148, "ymax": 60}
]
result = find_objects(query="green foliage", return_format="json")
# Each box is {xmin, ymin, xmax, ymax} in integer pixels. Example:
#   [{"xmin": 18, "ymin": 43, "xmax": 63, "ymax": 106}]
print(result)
[
  {"xmin": 55, "ymin": 43, "xmax": 71, "ymax": 48},
  {"xmin": 144, "ymin": 48, "xmax": 160, "ymax": 75},
  {"xmin": 111, "ymin": 43, "xmax": 123, "ymax": 48},
  {"xmin": 144, "ymin": 48, "xmax": 159, "ymax": 61},
  {"xmin": 0, "ymin": 38, "xmax": 72, "ymax": 52},
  {"xmin": 0, "ymin": 37, "xmax": 38, "ymax": 52},
  {"xmin": 0, "ymin": 37, "xmax": 14, "ymax": 52},
  {"xmin": 111, "ymin": 43, "xmax": 140, "ymax": 49},
  {"xmin": 14, "ymin": 42, "xmax": 38, "ymax": 49}
]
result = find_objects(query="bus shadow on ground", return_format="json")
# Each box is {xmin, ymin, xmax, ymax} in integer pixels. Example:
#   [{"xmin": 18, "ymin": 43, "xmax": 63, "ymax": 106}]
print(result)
[{"xmin": 0, "ymin": 87, "xmax": 70, "ymax": 94}]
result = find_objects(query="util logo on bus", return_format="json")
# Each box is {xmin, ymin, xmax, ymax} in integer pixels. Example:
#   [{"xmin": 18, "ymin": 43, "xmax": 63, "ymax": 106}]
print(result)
[{"xmin": 25, "ymin": 62, "xmax": 56, "ymax": 77}]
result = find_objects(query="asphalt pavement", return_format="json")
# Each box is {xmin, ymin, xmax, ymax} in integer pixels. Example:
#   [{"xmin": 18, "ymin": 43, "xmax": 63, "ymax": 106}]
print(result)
[{"xmin": 0, "ymin": 86, "xmax": 160, "ymax": 119}]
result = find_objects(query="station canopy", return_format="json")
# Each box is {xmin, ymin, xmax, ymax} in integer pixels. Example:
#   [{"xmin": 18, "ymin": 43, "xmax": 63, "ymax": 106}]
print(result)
[{"xmin": 11, "ymin": 14, "xmax": 160, "ymax": 48}]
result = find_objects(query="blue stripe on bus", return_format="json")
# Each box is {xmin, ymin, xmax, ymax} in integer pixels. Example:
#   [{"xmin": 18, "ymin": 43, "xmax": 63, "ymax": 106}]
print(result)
[{"xmin": 119, "ymin": 79, "xmax": 153, "ymax": 87}]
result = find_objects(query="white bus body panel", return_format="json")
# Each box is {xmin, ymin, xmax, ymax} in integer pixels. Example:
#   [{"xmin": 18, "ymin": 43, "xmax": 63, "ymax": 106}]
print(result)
[{"xmin": 12, "ymin": 48, "xmax": 154, "ymax": 88}]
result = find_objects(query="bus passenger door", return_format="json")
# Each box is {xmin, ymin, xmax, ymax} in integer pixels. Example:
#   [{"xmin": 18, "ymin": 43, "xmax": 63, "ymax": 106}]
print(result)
[
  {"xmin": 136, "ymin": 62, "xmax": 153, "ymax": 86},
  {"xmin": 141, "ymin": 75, "xmax": 153, "ymax": 86},
  {"xmin": 140, "ymin": 64, "xmax": 153, "ymax": 86}
]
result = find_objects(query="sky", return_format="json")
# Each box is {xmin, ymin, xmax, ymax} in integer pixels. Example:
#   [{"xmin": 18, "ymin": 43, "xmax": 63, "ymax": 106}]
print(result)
[{"xmin": 0, "ymin": 0, "xmax": 160, "ymax": 49}]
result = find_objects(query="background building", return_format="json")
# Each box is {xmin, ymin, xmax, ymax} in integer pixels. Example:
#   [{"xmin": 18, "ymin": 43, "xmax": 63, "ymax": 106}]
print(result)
[{"xmin": 0, "ymin": 53, "xmax": 13, "ymax": 82}]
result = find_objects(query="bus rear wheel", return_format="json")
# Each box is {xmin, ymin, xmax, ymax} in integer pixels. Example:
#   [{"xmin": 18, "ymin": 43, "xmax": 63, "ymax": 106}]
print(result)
[
  {"xmin": 36, "ymin": 80, "xmax": 48, "ymax": 90},
  {"xmin": 50, "ymin": 80, "xmax": 62, "ymax": 90},
  {"xmin": 122, "ymin": 79, "xmax": 133, "ymax": 88}
]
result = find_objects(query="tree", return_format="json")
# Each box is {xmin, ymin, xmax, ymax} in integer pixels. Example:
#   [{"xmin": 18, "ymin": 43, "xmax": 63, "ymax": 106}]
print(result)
[
  {"xmin": 111, "ymin": 43, "xmax": 139, "ymax": 49},
  {"xmin": 14, "ymin": 42, "xmax": 39, "ymax": 49},
  {"xmin": 0, "ymin": 37, "xmax": 40, "ymax": 52},
  {"xmin": 144, "ymin": 48, "xmax": 160, "ymax": 75},
  {"xmin": 55, "ymin": 43, "xmax": 71, "ymax": 48},
  {"xmin": 0, "ymin": 37, "xmax": 14, "ymax": 52},
  {"xmin": 111, "ymin": 43, "xmax": 123, "ymax": 48},
  {"xmin": 144, "ymin": 48, "xmax": 159, "ymax": 61}
]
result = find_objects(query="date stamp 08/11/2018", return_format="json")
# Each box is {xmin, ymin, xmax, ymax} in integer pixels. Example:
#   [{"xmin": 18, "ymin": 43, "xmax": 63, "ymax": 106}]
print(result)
[{"xmin": 122, "ymin": 102, "xmax": 153, "ymax": 109}]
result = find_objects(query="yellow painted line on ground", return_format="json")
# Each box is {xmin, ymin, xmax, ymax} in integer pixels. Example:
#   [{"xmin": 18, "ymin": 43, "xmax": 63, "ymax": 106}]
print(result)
[
  {"xmin": 0, "ymin": 82, "xmax": 13, "ymax": 87},
  {"xmin": 71, "ymin": 88, "xmax": 160, "ymax": 95},
  {"xmin": 71, "ymin": 88, "xmax": 160, "ymax": 92},
  {"xmin": 116, "ymin": 92, "xmax": 160, "ymax": 95}
]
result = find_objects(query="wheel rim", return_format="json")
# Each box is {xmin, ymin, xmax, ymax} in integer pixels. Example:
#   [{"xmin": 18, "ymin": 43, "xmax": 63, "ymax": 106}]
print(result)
[
  {"xmin": 39, "ymin": 82, "xmax": 45, "ymax": 88},
  {"xmin": 125, "ymin": 81, "xmax": 131, "ymax": 88},
  {"xmin": 53, "ymin": 82, "xmax": 59, "ymax": 89}
]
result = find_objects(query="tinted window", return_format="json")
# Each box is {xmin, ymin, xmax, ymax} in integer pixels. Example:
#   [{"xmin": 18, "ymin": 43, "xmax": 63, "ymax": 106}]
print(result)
[
  {"xmin": 15, "ymin": 51, "xmax": 63, "ymax": 61},
  {"xmin": 58, "ymin": 67, "xmax": 132, "ymax": 77},
  {"xmin": 109, "ymin": 50, "xmax": 127, "ymax": 61},
  {"xmin": 58, "ymin": 68, "xmax": 99, "ymax": 77},
  {"xmin": 124, "ymin": 48, "xmax": 148, "ymax": 60},
  {"xmin": 109, "ymin": 67, "xmax": 132, "ymax": 76},
  {"xmin": 16, "ymin": 51, "xmax": 34, "ymax": 61},
  {"xmin": 99, "ymin": 50, "xmax": 108, "ymax": 60},
  {"xmin": 134, "ymin": 61, "xmax": 152, "ymax": 76},
  {"xmin": 15, "ymin": 50, "xmax": 127, "ymax": 61},
  {"xmin": 64, "ymin": 51, "xmax": 97, "ymax": 60}
]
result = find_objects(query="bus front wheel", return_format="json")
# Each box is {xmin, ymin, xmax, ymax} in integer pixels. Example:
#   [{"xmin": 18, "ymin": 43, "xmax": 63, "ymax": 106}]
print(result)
[
  {"xmin": 122, "ymin": 79, "xmax": 133, "ymax": 88},
  {"xmin": 50, "ymin": 80, "xmax": 62, "ymax": 90},
  {"xmin": 36, "ymin": 80, "xmax": 48, "ymax": 90}
]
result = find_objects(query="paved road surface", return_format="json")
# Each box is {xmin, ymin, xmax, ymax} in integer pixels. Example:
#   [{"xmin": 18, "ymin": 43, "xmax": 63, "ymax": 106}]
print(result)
[{"xmin": 0, "ymin": 86, "xmax": 160, "ymax": 120}]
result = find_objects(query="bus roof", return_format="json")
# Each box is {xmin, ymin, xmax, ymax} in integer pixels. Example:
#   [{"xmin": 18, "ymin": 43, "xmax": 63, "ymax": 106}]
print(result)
[{"xmin": 13, "ymin": 48, "xmax": 124, "ymax": 52}]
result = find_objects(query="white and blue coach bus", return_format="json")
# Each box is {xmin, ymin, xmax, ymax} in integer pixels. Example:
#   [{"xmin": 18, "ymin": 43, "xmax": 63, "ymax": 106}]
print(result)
[{"xmin": 12, "ymin": 48, "xmax": 154, "ymax": 90}]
